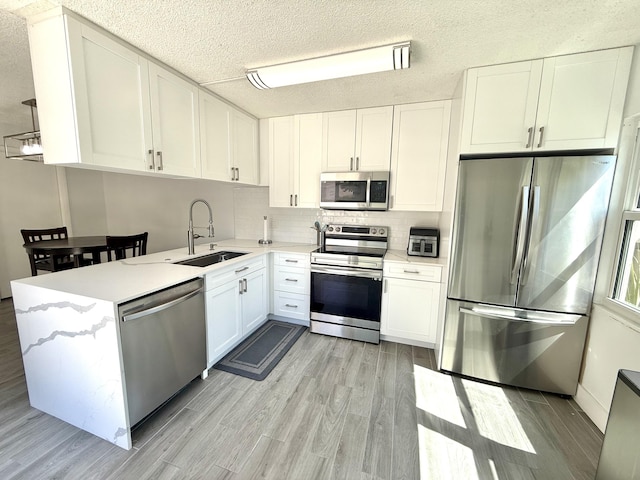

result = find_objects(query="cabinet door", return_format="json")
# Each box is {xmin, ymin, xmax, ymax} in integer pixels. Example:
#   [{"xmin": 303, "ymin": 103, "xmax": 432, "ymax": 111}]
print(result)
[
  {"xmin": 66, "ymin": 19, "xmax": 153, "ymax": 170},
  {"xmin": 232, "ymin": 110, "xmax": 259, "ymax": 185},
  {"xmin": 381, "ymin": 277, "xmax": 439, "ymax": 344},
  {"xmin": 355, "ymin": 106, "xmax": 393, "ymax": 171},
  {"xmin": 295, "ymin": 113, "xmax": 323, "ymax": 208},
  {"xmin": 460, "ymin": 60, "xmax": 543, "ymax": 154},
  {"xmin": 205, "ymin": 280, "xmax": 242, "ymax": 367},
  {"xmin": 322, "ymin": 110, "xmax": 357, "ymax": 171},
  {"xmin": 269, "ymin": 116, "xmax": 295, "ymax": 207},
  {"xmin": 534, "ymin": 47, "xmax": 633, "ymax": 151},
  {"xmin": 148, "ymin": 62, "xmax": 201, "ymax": 177},
  {"xmin": 390, "ymin": 101, "xmax": 451, "ymax": 211},
  {"xmin": 200, "ymin": 92, "xmax": 231, "ymax": 181},
  {"xmin": 241, "ymin": 269, "xmax": 268, "ymax": 334}
]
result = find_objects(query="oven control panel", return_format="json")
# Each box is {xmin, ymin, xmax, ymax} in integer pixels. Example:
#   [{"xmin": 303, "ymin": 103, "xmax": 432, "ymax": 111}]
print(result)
[{"xmin": 325, "ymin": 224, "xmax": 388, "ymax": 237}]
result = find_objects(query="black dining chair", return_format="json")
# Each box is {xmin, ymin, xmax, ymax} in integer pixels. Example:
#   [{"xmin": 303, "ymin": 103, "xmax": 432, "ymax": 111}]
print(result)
[
  {"xmin": 21, "ymin": 227, "xmax": 76, "ymax": 276},
  {"xmin": 106, "ymin": 232, "xmax": 149, "ymax": 261}
]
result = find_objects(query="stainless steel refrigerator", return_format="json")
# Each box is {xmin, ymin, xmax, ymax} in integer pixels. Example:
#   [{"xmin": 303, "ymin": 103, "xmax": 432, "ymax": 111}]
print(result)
[{"xmin": 441, "ymin": 154, "xmax": 616, "ymax": 396}]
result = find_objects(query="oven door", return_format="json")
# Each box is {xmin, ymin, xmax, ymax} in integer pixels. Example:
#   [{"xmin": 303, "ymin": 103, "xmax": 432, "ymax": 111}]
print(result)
[{"xmin": 310, "ymin": 265, "xmax": 383, "ymax": 329}]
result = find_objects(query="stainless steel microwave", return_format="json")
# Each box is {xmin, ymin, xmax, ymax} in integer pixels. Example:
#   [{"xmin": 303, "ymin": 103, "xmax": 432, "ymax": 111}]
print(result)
[{"xmin": 320, "ymin": 171, "xmax": 389, "ymax": 211}]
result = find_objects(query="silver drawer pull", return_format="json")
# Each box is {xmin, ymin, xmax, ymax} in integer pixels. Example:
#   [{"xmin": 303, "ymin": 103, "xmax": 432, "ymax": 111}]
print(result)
[
  {"xmin": 235, "ymin": 266, "xmax": 249, "ymax": 273},
  {"xmin": 285, "ymin": 259, "xmax": 298, "ymax": 263},
  {"xmin": 404, "ymin": 269, "xmax": 420, "ymax": 274},
  {"xmin": 285, "ymin": 278, "xmax": 298, "ymax": 282},
  {"xmin": 285, "ymin": 304, "xmax": 298, "ymax": 308}
]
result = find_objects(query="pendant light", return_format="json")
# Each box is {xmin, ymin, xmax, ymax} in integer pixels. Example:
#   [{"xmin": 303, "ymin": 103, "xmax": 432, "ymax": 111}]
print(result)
[{"xmin": 3, "ymin": 99, "xmax": 43, "ymax": 162}]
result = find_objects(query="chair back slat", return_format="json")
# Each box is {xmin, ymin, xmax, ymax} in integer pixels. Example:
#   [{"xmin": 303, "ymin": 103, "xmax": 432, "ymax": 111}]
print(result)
[{"xmin": 106, "ymin": 232, "xmax": 148, "ymax": 261}]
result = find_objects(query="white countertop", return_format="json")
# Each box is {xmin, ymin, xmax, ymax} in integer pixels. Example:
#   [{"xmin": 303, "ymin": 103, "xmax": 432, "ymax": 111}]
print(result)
[{"xmin": 11, "ymin": 239, "xmax": 317, "ymax": 304}]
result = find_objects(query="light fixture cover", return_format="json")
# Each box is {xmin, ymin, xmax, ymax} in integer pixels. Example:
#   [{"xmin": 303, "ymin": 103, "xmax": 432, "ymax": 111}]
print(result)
[{"xmin": 247, "ymin": 41, "xmax": 410, "ymax": 89}]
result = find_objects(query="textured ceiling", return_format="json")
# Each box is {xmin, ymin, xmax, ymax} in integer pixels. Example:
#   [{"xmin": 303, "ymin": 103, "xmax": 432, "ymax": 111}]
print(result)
[{"xmin": 1, "ymin": 0, "xmax": 640, "ymax": 124}]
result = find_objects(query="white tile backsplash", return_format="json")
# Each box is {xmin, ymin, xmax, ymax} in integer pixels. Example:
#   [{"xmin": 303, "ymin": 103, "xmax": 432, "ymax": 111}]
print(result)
[{"xmin": 233, "ymin": 187, "xmax": 441, "ymax": 250}]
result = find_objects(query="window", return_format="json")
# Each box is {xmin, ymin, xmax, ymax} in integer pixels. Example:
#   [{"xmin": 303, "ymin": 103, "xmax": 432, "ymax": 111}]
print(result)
[{"xmin": 612, "ymin": 121, "xmax": 640, "ymax": 312}]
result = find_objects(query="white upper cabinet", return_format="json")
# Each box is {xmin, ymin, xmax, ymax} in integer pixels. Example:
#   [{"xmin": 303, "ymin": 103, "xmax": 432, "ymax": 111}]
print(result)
[
  {"xmin": 29, "ymin": 11, "xmax": 200, "ymax": 176},
  {"xmin": 148, "ymin": 62, "xmax": 200, "ymax": 176},
  {"xmin": 30, "ymin": 13, "xmax": 152, "ymax": 171},
  {"xmin": 269, "ymin": 113, "xmax": 322, "ymax": 208},
  {"xmin": 231, "ymin": 109, "xmax": 259, "ymax": 185},
  {"xmin": 200, "ymin": 91, "xmax": 260, "ymax": 185},
  {"xmin": 200, "ymin": 91, "xmax": 231, "ymax": 181},
  {"xmin": 390, "ymin": 101, "xmax": 451, "ymax": 212},
  {"xmin": 322, "ymin": 106, "xmax": 393, "ymax": 172},
  {"xmin": 460, "ymin": 47, "xmax": 633, "ymax": 154}
]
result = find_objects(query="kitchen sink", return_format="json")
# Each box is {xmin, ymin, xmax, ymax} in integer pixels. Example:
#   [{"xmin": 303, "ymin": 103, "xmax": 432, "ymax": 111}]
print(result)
[{"xmin": 174, "ymin": 251, "xmax": 247, "ymax": 267}]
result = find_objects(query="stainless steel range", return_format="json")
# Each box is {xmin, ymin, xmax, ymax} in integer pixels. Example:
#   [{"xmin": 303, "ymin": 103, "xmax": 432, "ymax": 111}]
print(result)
[{"xmin": 310, "ymin": 224, "xmax": 388, "ymax": 344}]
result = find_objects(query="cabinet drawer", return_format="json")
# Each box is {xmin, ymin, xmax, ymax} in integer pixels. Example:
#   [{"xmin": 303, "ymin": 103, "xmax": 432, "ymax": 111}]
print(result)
[
  {"xmin": 273, "ymin": 292, "xmax": 310, "ymax": 321},
  {"xmin": 274, "ymin": 252, "xmax": 310, "ymax": 267},
  {"xmin": 274, "ymin": 266, "xmax": 310, "ymax": 295},
  {"xmin": 205, "ymin": 256, "xmax": 266, "ymax": 290},
  {"xmin": 384, "ymin": 263, "xmax": 442, "ymax": 282}
]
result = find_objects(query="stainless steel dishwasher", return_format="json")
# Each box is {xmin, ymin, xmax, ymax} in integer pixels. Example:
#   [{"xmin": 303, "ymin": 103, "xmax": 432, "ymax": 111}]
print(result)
[{"xmin": 118, "ymin": 278, "xmax": 205, "ymax": 426}]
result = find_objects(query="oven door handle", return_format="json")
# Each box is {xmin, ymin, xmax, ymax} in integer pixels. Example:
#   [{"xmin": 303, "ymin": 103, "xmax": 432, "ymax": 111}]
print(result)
[{"xmin": 311, "ymin": 265, "xmax": 382, "ymax": 280}]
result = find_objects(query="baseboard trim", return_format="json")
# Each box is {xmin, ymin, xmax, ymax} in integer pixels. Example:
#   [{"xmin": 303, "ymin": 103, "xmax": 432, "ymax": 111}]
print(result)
[
  {"xmin": 575, "ymin": 383, "xmax": 608, "ymax": 433},
  {"xmin": 268, "ymin": 314, "xmax": 310, "ymax": 328},
  {"xmin": 380, "ymin": 334, "xmax": 435, "ymax": 349}
]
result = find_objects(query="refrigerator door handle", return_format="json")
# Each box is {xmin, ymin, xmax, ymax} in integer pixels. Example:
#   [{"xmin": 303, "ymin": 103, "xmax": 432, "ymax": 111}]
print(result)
[
  {"xmin": 511, "ymin": 185, "xmax": 530, "ymax": 284},
  {"xmin": 459, "ymin": 307, "xmax": 580, "ymax": 325},
  {"xmin": 521, "ymin": 185, "xmax": 541, "ymax": 287}
]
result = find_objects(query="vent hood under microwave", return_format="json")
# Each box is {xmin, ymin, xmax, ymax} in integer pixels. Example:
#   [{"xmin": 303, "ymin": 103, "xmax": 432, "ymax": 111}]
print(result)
[{"xmin": 320, "ymin": 171, "xmax": 389, "ymax": 211}]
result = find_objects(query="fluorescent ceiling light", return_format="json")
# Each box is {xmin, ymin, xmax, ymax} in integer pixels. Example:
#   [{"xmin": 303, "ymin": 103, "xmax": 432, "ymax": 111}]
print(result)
[{"xmin": 246, "ymin": 41, "xmax": 411, "ymax": 89}]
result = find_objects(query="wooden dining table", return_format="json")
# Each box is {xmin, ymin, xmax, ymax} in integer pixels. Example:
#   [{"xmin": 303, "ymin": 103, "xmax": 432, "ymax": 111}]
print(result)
[{"xmin": 23, "ymin": 236, "xmax": 109, "ymax": 273}]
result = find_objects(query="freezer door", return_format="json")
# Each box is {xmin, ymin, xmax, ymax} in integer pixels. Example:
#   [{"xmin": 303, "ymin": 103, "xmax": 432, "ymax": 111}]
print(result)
[
  {"xmin": 449, "ymin": 157, "xmax": 533, "ymax": 306},
  {"xmin": 516, "ymin": 155, "xmax": 616, "ymax": 313},
  {"xmin": 440, "ymin": 300, "xmax": 588, "ymax": 395}
]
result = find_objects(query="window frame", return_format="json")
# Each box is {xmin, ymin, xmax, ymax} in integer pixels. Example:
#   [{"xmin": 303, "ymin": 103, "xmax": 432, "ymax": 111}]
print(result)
[{"xmin": 607, "ymin": 116, "xmax": 640, "ymax": 321}]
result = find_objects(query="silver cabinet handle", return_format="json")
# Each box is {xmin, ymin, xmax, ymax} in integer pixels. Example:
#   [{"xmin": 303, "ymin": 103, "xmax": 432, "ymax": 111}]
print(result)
[
  {"xmin": 403, "ymin": 269, "xmax": 420, "ymax": 274},
  {"xmin": 290, "ymin": 194, "xmax": 293, "ymax": 206},
  {"xmin": 294, "ymin": 194, "xmax": 298, "ymax": 206},
  {"xmin": 356, "ymin": 157, "xmax": 360, "ymax": 170},
  {"xmin": 285, "ymin": 278, "xmax": 298, "ymax": 282},
  {"xmin": 383, "ymin": 279, "xmax": 387, "ymax": 294},
  {"xmin": 235, "ymin": 266, "xmax": 249, "ymax": 274},
  {"xmin": 285, "ymin": 304, "xmax": 298, "ymax": 308},
  {"xmin": 243, "ymin": 278, "xmax": 247, "ymax": 293},
  {"xmin": 148, "ymin": 149, "xmax": 155, "ymax": 170},
  {"xmin": 350, "ymin": 157, "xmax": 354, "ymax": 171},
  {"xmin": 285, "ymin": 259, "xmax": 298, "ymax": 263},
  {"xmin": 525, "ymin": 127, "xmax": 534, "ymax": 148},
  {"xmin": 239, "ymin": 279, "xmax": 243, "ymax": 294},
  {"xmin": 235, "ymin": 167, "xmax": 240, "ymax": 181},
  {"xmin": 537, "ymin": 126, "xmax": 545, "ymax": 148},
  {"xmin": 156, "ymin": 151, "xmax": 163, "ymax": 171},
  {"xmin": 231, "ymin": 167, "xmax": 235, "ymax": 181}
]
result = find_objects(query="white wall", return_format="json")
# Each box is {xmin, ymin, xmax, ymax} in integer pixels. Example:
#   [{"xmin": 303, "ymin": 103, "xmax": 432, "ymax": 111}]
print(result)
[
  {"xmin": 575, "ymin": 45, "xmax": 640, "ymax": 431},
  {"xmin": 64, "ymin": 168, "xmax": 236, "ymax": 254},
  {"xmin": 0, "ymin": 158, "xmax": 64, "ymax": 298}
]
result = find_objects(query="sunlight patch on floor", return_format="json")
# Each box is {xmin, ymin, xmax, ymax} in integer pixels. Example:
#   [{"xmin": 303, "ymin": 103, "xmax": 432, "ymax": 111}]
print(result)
[
  {"xmin": 414, "ymin": 364, "xmax": 466, "ymax": 428},
  {"xmin": 418, "ymin": 424, "xmax": 479, "ymax": 479},
  {"xmin": 461, "ymin": 378, "xmax": 536, "ymax": 454}
]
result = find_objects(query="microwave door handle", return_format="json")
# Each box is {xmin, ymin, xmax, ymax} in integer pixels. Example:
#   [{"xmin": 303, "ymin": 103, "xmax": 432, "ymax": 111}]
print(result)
[{"xmin": 366, "ymin": 176, "xmax": 371, "ymax": 207}]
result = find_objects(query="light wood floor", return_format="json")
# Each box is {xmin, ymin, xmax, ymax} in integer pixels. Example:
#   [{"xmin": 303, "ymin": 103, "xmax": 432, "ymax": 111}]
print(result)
[{"xmin": 0, "ymin": 298, "xmax": 603, "ymax": 479}]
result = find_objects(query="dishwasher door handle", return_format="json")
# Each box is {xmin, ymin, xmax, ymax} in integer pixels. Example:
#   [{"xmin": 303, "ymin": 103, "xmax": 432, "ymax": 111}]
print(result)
[{"xmin": 123, "ymin": 287, "xmax": 203, "ymax": 322}]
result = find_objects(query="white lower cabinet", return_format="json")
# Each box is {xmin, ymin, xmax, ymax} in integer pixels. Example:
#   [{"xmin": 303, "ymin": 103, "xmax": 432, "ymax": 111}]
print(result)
[
  {"xmin": 204, "ymin": 256, "xmax": 268, "ymax": 367},
  {"xmin": 381, "ymin": 262, "xmax": 442, "ymax": 345},
  {"xmin": 271, "ymin": 252, "xmax": 310, "ymax": 322}
]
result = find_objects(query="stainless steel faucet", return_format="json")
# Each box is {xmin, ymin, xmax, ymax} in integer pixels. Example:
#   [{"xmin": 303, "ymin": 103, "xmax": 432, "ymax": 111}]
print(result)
[{"xmin": 188, "ymin": 199, "xmax": 215, "ymax": 255}]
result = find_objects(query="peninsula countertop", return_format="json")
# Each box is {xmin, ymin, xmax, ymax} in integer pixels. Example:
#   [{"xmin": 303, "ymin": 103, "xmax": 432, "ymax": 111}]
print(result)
[{"xmin": 11, "ymin": 239, "xmax": 317, "ymax": 304}]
